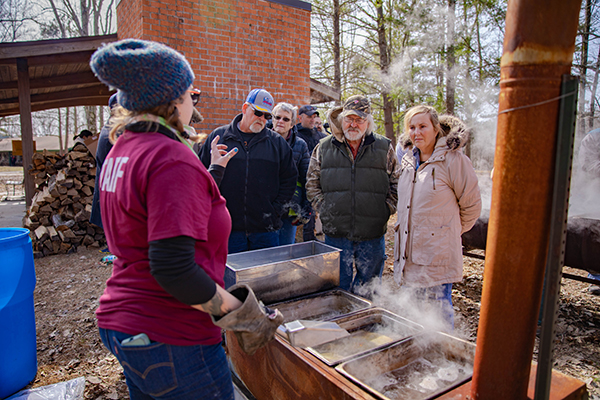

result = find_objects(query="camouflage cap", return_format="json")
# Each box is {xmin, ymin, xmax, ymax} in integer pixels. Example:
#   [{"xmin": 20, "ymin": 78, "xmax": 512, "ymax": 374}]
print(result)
[{"xmin": 341, "ymin": 95, "xmax": 371, "ymax": 118}]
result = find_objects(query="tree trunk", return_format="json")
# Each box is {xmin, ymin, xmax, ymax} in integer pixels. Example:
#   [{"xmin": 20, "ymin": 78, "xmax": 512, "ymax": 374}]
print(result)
[
  {"xmin": 589, "ymin": 37, "xmax": 600, "ymax": 128},
  {"xmin": 80, "ymin": 0, "xmax": 90, "ymax": 35},
  {"xmin": 375, "ymin": 0, "xmax": 395, "ymax": 145},
  {"xmin": 579, "ymin": 0, "xmax": 591, "ymax": 127},
  {"xmin": 85, "ymin": 106, "xmax": 96, "ymax": 132},
  {"xmin": 73, "ymin": 106, "xmax": 78, "ymax": 145},
  {"xmin": 99, "ymin": 105, "xmax": 104, "ymax": 129},
  {"xmin": 48, "ymin": 0, "xmax": 67, "ymax": 38},
  {"xmin": 476, "ymin": 3, "xmax": 483, "ymax": 83},
  {"xmin": 58, "ymin": 108, "xmax": 64, "ymax": 155},
  {"xmin": 65, "ymin": 107, "xmax": 70, "ymax": 153},
  {"xmin": 445, "ymin": 0, "xmax": 456, "ymax": 115},
  {"xmin": 333, "ymin": 0, "xmax": 341, "ymax": 105}
]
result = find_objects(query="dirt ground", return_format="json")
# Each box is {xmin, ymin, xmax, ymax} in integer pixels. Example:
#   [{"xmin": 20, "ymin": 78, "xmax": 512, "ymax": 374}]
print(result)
[{"xmin": 0, "ymin": 194, "xmax": 596, "ymax": 399}]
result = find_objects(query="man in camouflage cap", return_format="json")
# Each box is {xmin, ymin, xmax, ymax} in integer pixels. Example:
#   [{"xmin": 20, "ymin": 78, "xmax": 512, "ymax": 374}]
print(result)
[{"xmin": 306, "ymin": 95, "xmax": 400, "ymax": 298}]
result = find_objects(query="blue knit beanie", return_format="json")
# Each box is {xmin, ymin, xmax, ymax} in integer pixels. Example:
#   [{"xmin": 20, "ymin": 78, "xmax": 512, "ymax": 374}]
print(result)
[{"xmin": 90, "ymin": 39, "xmax": 194, "ymax": 112}]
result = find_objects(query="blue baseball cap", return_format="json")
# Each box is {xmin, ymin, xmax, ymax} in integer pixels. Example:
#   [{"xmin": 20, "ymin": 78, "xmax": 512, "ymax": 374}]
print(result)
[{"xmin": 245, "ymin": 88, "xmax": 274, "ymax": 114}]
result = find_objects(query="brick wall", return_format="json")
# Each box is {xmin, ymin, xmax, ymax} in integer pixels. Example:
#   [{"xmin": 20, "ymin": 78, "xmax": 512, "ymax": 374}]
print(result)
[{"xmin": 116, "ymin": 0, "xmax": 311, "ymax": 133}]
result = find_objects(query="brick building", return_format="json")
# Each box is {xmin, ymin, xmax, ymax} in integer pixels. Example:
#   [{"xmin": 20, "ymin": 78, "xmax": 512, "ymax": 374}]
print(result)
[{"xmin": 116, "ymin": 0, "xmax": 314, "ymax": 132}]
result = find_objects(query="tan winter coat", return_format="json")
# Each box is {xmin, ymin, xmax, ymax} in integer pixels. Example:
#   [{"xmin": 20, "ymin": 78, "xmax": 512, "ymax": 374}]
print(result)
[{"xmin": 394, "ymin": 116, "xmax": 481, "ymax": 287}]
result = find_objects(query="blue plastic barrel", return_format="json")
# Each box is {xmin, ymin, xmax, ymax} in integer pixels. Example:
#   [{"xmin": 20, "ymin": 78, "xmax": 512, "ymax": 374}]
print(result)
[{"xmin": 0, "ymin": 228, "xmax": 37, "ymax": 399}]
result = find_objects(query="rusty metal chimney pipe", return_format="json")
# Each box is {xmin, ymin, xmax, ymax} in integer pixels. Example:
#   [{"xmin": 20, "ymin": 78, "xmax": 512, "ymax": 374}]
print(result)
[{"xmin": 470, "ymin": 1, "xmax": 581, "ymax": 399}]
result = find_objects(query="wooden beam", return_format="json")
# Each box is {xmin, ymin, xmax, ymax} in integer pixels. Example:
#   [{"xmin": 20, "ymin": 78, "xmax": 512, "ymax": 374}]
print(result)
[
  {"xmin": 0, "ymin": 95, "xmax": 113, "ymax": 117},
  {"xmin": 0, "ymin": 71, "xmax": 100, "ymax": 91},
  {"xmin": 17, "ymin": 57, "xmax": 35, "ymax": 209},
  {"xmin": 0, "ymin": 50, "xmax": 96, "ymax": 66},
  {"xmin": 0, "ymin": 34, "xmax": 117, "ymax": 60},
  {"xmin": 310, "ymin": 78, "xmax": 340, "ymax": 102},
  {"xmin": 0, "ymin": 83, "xmax": 111, "ymax": 105}
]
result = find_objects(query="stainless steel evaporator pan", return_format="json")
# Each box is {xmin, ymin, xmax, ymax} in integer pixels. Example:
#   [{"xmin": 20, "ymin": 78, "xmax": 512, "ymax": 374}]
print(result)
[
  {"xmin": 336, "ymin": 332, "xmax": 476, "ymax": 400},
  {"xmin": 306, "ymin": 308, "xmax": 423, "ymax": 366},
  {"xmin": 225, "ymin": 241, "xmax": 341, "ymax": 305},
  {"xmin": 271, "ymin": 289, "xmax": 371, "ymax": 325}
]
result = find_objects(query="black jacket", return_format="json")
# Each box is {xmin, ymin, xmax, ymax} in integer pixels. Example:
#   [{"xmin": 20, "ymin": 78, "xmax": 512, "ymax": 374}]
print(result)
[
  {"xmin": 90, "ymin": 123, "xmax": 113, "ymax": 228},
  {"xmin": 199, "ymin": 114, "xmax": 298, "ymax": 232},
  {"xmin": 296, "ymin": 124, "xmax": 327, "ymax": 154},
  {"xmin": 285, "ymin": 126, "xmax": 311, "ymax": 218}
]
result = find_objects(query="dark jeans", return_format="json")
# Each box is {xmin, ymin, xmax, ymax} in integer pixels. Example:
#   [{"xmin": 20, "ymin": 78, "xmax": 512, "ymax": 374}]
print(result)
[
  {"xmin": 278, "ymin": 217, "xmax": 297, "ymax": 246},
  {"xmin": 99, "ymin": 328, "xmax": 234, "ymax": 400},
  {"xmin": 228, "ymin": 230, "xmax": 279, "ymax": 254},
  {"xmin": 325, "ymin": 235, "xmax": 385, "ymax": 298}
]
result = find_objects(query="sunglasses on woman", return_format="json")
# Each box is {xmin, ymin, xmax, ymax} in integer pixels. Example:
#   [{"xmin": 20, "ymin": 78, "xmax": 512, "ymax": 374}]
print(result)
[
  {"xmin": 274, "ymin": 116, "xmax": 291, "ymax": 122},
  {"xmin": 253, "ymin": 109, "xmax": 272, "ymax": 120},
  {"xmin": 188, "ymin": 88, "xmax": 201, "ymax": 106}
]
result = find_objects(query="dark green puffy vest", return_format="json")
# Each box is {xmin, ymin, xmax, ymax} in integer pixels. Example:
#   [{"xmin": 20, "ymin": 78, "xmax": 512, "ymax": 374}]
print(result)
[{"xmin": 319, "ymin": 133, "xmax": 391, "ymax": 241}]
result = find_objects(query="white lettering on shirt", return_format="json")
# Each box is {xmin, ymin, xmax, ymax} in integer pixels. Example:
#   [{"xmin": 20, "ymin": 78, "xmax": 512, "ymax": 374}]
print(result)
[
  {"xmin": 100, "ymin": 158, "xmax": 113, "ymax": 192},
  {"xmin": 100, "ymin": 157, "xmax": 129, "ymax": 193}
]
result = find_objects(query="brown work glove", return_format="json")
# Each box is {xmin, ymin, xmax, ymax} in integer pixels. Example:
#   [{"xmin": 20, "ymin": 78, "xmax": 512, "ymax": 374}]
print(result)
[{"xmin": 211, "ymin": 284, "xmax": 284, "ymax": 355}]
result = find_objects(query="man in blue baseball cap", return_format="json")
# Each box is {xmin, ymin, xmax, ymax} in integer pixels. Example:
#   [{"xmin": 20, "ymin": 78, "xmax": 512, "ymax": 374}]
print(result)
[{"xmin": 199, "ymin": 88, "xmax": 298, "ymax": 253}]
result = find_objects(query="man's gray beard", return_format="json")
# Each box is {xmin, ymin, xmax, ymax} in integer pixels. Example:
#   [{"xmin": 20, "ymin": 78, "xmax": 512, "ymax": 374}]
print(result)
[
  {"xmin": 344, "ymin": 129, "xmax": 365, "ymax": 142},
  {"xmin": 250, "ymin": 122, "xmax": 264, "ymax": 133}
]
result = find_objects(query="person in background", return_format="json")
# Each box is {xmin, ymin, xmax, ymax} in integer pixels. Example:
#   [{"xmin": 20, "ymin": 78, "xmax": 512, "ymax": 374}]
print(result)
[
  {"xmin": 296, "ymin": 105, "xmax": 326, "ymax": 151},
  {"xmin": 296, "ymin": 105, "xmax": 327, "ymax": 242},
  {"xmin": 394, "ymin": 105, "xmax": 481, "ymax": 330},
  {"xmin": 271, "ymin": 102, "xmax": 311, "ymax": 245},
  {"xmin": 90, "ymin": 93, "xmax": 118, "ymax": 229},
  {"xmin": 71, "ymin": 129, "xmax": 93, "ymax": 150},
  {"xmin": 306, "ymin": 95, "xmax": 399, "ymax": 298},
  {"xmin": 90, "ymin": 39, "xmax": 282, "ymax": 399},
  {"xmin": 315, "ymin": 115, "xmax": 325, "ymax": 135},
  {"xmin": 74, "ymin": 129, "xmax": 93, "ymax": 143},
  {"xmin": 198, "ymin": 89, "xmax": 297, "ymax": 253},
  {"xmin": 577, "ymin": 128, "xmax": 600, "ymax": 295}
]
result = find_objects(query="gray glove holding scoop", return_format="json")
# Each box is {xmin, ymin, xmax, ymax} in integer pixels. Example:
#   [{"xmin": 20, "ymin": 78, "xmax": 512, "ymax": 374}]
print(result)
[{"xmin": 211, "ymin": 283, "xmax": 284, "ymax": 355}]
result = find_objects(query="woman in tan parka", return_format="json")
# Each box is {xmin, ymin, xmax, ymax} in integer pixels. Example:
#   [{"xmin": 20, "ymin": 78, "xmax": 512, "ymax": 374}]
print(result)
[{"xmin": 394, "ymin": 105, "xmax": 481, "ymax": 329}]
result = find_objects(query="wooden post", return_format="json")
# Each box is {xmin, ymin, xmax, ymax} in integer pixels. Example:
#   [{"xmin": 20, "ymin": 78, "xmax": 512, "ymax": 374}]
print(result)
[{"xmin": 17, "ymin": 57, "xmax": 35, "ymax": 208}]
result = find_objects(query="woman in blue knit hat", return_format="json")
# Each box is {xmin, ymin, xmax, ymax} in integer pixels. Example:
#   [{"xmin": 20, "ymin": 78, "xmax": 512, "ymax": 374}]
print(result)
[{"xmin": 90, "ymin": 39, "xmax": 282, "ymax": 399}]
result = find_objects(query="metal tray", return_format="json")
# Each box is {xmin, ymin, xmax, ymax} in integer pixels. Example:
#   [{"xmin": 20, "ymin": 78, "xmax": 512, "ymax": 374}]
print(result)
[
  {"xmin": 306, "ymin": 308, "xmax": 423, "ymax": 366},
  {"xmin": 271, "ymin": 289, "xmax": 371, "ymax": 325},
  {"xmin": 335, "ymin": 332, "xmax": 475, "ymax": 400},
  {"xmin": 225, "ymin": 241, "xmax": 341, "ymax": 305}
]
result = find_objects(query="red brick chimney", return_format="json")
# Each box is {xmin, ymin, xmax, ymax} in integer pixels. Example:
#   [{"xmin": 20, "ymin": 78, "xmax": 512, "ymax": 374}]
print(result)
[{"xmin": 116, "ymin": 0, "xmax": 312, "ymax": 132}]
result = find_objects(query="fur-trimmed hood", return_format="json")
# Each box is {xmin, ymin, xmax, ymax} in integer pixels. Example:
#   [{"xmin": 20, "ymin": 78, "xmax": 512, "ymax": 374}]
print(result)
[
  {"xmin": 326, "ymin": 105, "xmax": 346, "ymax": 142},
  {"xmin": 399, "ymin": 114, "xmax": 470, "ymax": 151}
]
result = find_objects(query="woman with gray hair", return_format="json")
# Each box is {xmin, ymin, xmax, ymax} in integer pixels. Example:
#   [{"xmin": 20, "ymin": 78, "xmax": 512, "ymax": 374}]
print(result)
[
  {"xmin": 271, "ymin": 102, "xmax": 311, "ymax": 245},
  {"xmin": 394, "ymin": 105, "xmax": 481, "ymax": 330}
]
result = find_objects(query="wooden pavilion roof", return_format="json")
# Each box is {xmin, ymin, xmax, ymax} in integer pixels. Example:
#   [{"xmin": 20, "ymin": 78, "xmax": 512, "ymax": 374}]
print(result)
[{"xmin": 0, "ymin": 34, "xmax": 118, "ymax": 118}]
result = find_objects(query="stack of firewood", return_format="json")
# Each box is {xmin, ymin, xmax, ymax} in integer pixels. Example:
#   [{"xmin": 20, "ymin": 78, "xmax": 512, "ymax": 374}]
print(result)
[{"xmin": 23, "ymin": 142, "xmax": 106, "ymax": 257}]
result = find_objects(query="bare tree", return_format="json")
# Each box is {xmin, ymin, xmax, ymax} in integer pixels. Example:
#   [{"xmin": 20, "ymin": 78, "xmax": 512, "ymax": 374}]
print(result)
[
  {"xmin": 580, "ymin": 0, "xmax": 593, "ymax": 128},
  {"xmin": 445, "ymin": 0, "xmax": 456, "ymax": 114},
  {"xmin": 0, "ymin": 0, "xmax": 39, "ymax": 42}
]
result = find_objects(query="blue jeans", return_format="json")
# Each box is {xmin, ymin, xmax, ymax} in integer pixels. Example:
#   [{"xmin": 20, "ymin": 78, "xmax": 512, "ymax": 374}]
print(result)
[
  {"xmin": 278, "ymin": 217, "xmax": 297, "ymax": 246},
  {"xmin": 99, "ymin": 328, "xmax": 234, "ymax": 400},
  {"xmin": 325, "ymin": 235, "xmax": 385, "ymax": 298},
  {"xmin": 228, "ymin": 230, "xmax": 279, "ymax": 254},
  {"xmin": 413, "ymin": 283, "xmax": 455, "ymax": 331}
]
